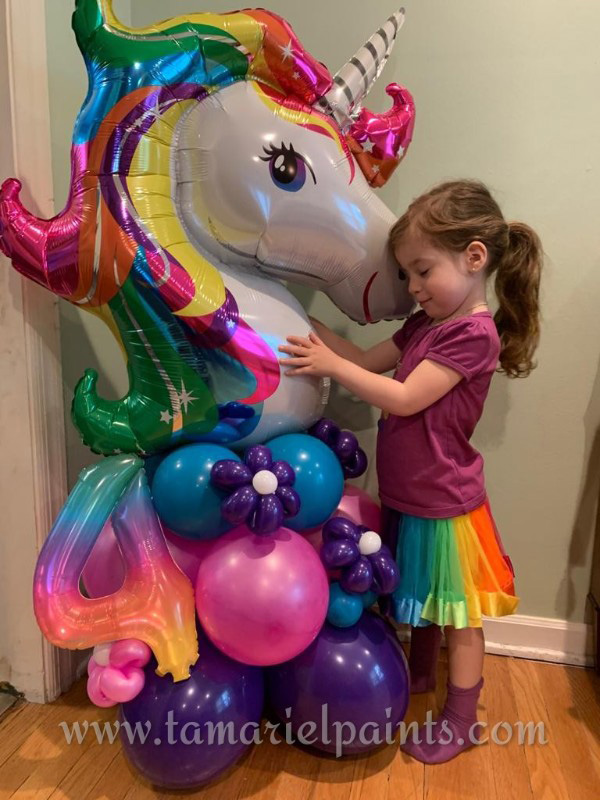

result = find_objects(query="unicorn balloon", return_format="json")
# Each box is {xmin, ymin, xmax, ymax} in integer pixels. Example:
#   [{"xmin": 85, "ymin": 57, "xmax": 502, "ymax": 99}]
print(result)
[{"xmin": 0, "ymin": 1, "xmax": 415, "ymax": 456}]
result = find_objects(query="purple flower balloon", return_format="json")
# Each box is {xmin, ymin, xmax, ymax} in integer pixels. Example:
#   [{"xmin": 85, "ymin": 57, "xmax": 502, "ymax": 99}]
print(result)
[
  {"xmin": 340, "ymin": 556, "xmax": 373, "ymax": 593},
  {"xmin": 211, "ymin": 445, "xmax": 300, "ymax": 535},
  {"xmin": 321, "ymin": 538, "xmax": 360, "ymax": 568},
  {"xmin": 309, "ymin": 417, "xmax": 368, "ymax": 479},
  {"xmin": 320, "ymin": 515, "xmax": 399, "ymax": 607}
]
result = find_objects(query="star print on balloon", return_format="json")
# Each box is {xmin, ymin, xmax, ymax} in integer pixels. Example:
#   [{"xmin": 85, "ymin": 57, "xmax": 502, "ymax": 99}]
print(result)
[{"xmin": 211, "ymin": 445, "xmax": 300, "ymax": 535}]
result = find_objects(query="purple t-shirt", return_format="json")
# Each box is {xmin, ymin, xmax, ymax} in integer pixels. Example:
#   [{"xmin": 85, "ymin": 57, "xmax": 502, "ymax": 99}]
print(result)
[{"xmin": 376, "ymin": 310, "xmax": 500, "ymax": 518}]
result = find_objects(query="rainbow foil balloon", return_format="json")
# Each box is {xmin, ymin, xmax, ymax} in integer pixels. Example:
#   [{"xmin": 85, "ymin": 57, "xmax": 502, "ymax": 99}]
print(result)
[{"xmin": 0, "ymin": 0, "xmax": 415, "ymax": 457}]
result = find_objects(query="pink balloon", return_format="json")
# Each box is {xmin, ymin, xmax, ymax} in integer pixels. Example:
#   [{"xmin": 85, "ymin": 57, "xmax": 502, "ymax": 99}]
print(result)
[
  {"xmin": 82, "ymin": 521, "xmax": 209, "ymax": 597},
  {"xmin": 301, "ymin": 525, "xmax": 324, "ymax": 554},
  {"xmin": 87, "ymin": 667, "xmax": 115, "ymax": 708},
  {"xmin": 99, "ymin": 665, "xmax": 145, "ymax": 704},
  {"xmin": 337, "ymin": 485, "xmax": 381, "ymax": 530},
  {"xmin": 86, "ymin": 639, "xmax": 152, "ymax": 707},
  {"xmin": 109, "ymin": 639, "xmax": 152, "ymax": 670},
  {"xmin": 195, "ymin": 525, "xmax": 329, "ymax": 666}
]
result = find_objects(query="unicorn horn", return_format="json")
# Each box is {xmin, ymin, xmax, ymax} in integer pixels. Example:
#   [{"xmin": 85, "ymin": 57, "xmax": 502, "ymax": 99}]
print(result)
[{"xmin": 317, "ymin": 8, "xmax": 405, "ymax": 128}]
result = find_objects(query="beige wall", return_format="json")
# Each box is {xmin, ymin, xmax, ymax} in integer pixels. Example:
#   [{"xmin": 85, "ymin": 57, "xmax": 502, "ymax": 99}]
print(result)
[{"xmin": 45, "ymin": 0, "xmax": 600, "ymax": 625}]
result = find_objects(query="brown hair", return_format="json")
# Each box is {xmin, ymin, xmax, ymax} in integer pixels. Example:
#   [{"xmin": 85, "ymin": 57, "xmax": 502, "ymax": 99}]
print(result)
[{"xmin": 389, "ymin": 180, "xmax": 543, "ymax": 378}]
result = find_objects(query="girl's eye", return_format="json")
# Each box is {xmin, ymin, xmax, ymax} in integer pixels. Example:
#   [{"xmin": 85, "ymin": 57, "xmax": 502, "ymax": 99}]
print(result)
[
  {"xmin": 398, "ymin": 269, "xmax": 406, "ymax": 281},
  {"xmin": 419, "ymin": 269, "xmax": 430, "ymax": 277},
  {"xmin": 259, "ymin": 142, "xmax": 316, "ymax": 192}
]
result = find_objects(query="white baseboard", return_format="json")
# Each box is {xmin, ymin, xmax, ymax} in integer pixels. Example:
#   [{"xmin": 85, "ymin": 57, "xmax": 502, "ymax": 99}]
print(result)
[
  {"xmin": 395, "ymin": 614, "xmax": 595, "ymax": 668},
  {"xmin": 482, "ymin": 614, "xmax": 594, "ymax": 667}
]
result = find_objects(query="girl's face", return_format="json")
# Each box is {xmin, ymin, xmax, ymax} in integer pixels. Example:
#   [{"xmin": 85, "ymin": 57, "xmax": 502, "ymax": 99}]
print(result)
[{"xmin": 393, "ymin": 228, "xmax": 483, "ymax": 321}]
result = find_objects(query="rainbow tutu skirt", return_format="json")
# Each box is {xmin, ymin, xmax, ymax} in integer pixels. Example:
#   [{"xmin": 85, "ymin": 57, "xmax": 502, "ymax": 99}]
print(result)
[{"xmin": 380, "ymin": 498, "xmax": 519, "ymax": 629}]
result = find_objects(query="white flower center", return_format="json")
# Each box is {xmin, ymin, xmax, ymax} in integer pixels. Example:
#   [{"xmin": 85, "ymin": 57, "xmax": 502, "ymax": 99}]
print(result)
[
  {"xmin": 358, "ymin": 530, "xmax": 382, "ymax": 556},
  {"xmin": 252, "ymin": 469, "xmax": 279, "ymax": 495}
]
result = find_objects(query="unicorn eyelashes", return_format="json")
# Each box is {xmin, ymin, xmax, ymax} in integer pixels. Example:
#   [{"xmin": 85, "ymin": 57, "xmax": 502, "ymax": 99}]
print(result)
[{"xmin": 259, "ymin": 142, "xmax": 317, "ymax": 192}]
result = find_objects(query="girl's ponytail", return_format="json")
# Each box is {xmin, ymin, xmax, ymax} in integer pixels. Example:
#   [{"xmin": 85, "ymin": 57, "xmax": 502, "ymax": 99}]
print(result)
[{"xmin": 494, "ymin": 222, "xmax": 543, "ymax": 378}]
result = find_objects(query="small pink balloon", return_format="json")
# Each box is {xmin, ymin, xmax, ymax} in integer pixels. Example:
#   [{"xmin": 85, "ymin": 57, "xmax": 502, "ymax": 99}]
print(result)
[
  {"xmin": 87, "ymin": 657, "xmax": 101, "ymax": 677},
  {"xmin": 87, "ymin": 668, "xmax": 116, "ymax": 708},
  {"xmin": 109, "ymin": 639, "xmax": 152, "ymax": 670},
  {"xmin": 337, "ymin": 485, "xmax": 381, "ymax": 531},
  {"xmin": 195, "ymin": 525, "xmax": 329, "ymax": 666},
  {"xmin": 82, "ymin": 521, "xmax": 208, "ymax": 597},
  {"xmin": 99, "ymin": 665, "xmax": 145, "ymax": 704}
]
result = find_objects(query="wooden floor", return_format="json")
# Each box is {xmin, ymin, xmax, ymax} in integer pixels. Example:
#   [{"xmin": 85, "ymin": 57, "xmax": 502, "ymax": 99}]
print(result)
[{"xmin": 1, "ymin": 650, "xmax": 599, "ymax": 800}]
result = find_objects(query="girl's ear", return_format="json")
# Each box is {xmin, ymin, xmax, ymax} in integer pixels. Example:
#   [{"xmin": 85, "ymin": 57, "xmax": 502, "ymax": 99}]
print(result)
[{"xmin": 466, "ymin": 241, "xmax": 488, "ymax": 273}]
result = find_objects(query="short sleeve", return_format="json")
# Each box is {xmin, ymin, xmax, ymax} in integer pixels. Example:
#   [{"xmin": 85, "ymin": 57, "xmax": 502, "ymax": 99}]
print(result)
[
  {"xmin": 425, "ymin": 318, "xmax": 499, "ymax": 380},
  {"xmin": 392, "ymin": 310, "xmax": 426, "ymax": 352}
]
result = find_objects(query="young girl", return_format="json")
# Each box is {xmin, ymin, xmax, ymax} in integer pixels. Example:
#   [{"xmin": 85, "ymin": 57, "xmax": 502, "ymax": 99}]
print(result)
[{"xmin": 278, "ymin": 180, "xmax": 542, "ymax": 764}]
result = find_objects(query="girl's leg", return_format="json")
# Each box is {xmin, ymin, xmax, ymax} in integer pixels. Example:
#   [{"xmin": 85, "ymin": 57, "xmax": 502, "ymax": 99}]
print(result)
[
  {"xmin": 401, "ymin": 625, "xmax": 486, "ymax": 764},
  {"xmin": 446, "ymin": 625, "xmax": 485, "ymax": 688},
  {"xmin": 408, "ymin": 623, "xmax": 443, "ymax": 693}
]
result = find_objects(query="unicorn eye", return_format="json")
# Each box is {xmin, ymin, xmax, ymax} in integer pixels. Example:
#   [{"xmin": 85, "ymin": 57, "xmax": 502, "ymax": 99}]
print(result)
[{"xmin": 259, "ymin": 142, "xmax": 316, "ymax": 192}]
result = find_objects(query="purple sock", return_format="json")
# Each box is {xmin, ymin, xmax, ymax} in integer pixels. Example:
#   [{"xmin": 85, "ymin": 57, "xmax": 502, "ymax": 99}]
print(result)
[
  {"xmin": 401, "ymin": 676, "xmax": 485, "ymax": 764},
  {"xmin": 408, "ymin": 624, "xmax": 442, "ymax": 694}
]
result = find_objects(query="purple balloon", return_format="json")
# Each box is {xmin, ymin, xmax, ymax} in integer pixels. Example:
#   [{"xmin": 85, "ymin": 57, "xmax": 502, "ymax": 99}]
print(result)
[
  {"xmin": 340, "ymin": 556, "xmax": 373, "ymax": 593},
  {"xmin": 211, "ymin": 459, "xmax": 253, "ymax": 490},
  {"xmin": 310, "ymin": 417, "xmax": 337, "ymax": 447},
  {"xmin": 322, "ymin": 516, "xmax": 361, "ymax": 544},
  {"xmin": 120, "ymin": 628, "xmax": 264, "ymax": 789},
  {"xmin": 275, "ymin": 485, "xmax": 300, "ymax": 516},
  {"xmin": 370, "ymin": 546, "xmax": 401, "ymax": 594},
  {"xmin": 253, "ymin": 494, "xmax": 284, "ymax": 534},
  {"xmin": 266, "ymin": 612, "xmax": 409, "ymax": 755},
  {"xmin": 334, "ymin": 430, "xmax": 358, "ymax": 461},
  {"xmin": 222, "ymin": 485, "xmax": 257, "ymax": 524},
  {"xmin": 271, "ymin": 460, "xmax": 295, "ymax": 486},
  {"xmin": 321, "ymin": 538, "xmax": 360, "ymax": 569},
  {"xmin": 245, "ymin": 445, "xmax": 272, "ymax": 473},
  {"xmin": 343, "ymin": 449, "xmax": 368, "ymax": 479}
]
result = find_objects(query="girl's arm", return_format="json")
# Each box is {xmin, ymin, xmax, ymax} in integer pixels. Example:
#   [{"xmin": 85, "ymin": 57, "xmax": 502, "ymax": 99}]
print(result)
[
  {"xmin": 279, "ymin": 333, "xmax": 462, "ymax": 417},
  {"xmin": 308, "ymin": 317, "xmax": 401, "ymax": 374}
]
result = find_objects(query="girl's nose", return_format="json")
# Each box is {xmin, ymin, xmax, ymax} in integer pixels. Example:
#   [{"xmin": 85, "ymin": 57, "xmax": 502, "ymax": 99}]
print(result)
[{"xmin": 408, "ymin": 276, "xmax": 420, "ymax": 296}]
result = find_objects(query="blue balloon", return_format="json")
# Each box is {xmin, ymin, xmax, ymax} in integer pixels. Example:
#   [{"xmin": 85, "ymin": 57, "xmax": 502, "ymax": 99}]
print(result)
[
  {"xmin": 151, "ymin": 444, "xmax": 240, "ymax": 539},
  {"xmin": 266, "ymin": 612, "xmax": 409, "ymax": 756},
  {"xmin": 266, "ymin": 434, "xmax": 344, "ymax": 530},
  {"xmin": 361, "ymin": 589, "xmax": 378, "ymax": 608},
  {"xmin": 120, "ymin": 629, "xmax": 264, "ymax": 789},
  {"xmin": 327, "ymin": 582, "xmax": 363, "ymax": 628}
]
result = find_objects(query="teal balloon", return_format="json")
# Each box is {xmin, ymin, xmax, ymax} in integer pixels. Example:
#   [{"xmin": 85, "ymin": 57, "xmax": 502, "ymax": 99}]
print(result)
[
  {"xmin": 361, "ymin": 590, "xmax": 378, "ymax": 609},
  {"xmin": 267, "ymin": 434, "xmax": 344, "ymax": 530},
  {"xmin": 327, "ymin": 583, "xmax": 363, "ymax": 628},
  {"xmin": 151, "ymin": 444, "xmax": 240, "ymax": 540}
]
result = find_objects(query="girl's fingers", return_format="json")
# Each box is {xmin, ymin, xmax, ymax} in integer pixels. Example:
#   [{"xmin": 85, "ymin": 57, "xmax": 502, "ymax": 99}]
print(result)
[
  {"xmin": 279, "ymin": 357, "xmax": 311, "ymax": 366},
  {"xmin": 285, "ymin": 367, "xmax": 309, "ymax": 376},
  {"xmin": 278, "ymin": 344, "xmax": 307, "ymax": 356},
  {"xmin": 286, "ymin": 335, "xmax": 311, "ymax": 347}
]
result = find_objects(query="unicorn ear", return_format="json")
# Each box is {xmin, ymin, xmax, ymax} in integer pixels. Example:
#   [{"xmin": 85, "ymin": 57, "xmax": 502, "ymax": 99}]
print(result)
[{"xmin": 316, "ymin": 9, "xmax": 405, "ymax": 129}]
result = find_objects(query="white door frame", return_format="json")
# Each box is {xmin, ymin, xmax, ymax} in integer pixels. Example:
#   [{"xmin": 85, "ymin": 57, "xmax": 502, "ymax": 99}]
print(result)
[{"xmin": 1, "ymin": 0, "xmax": 78, "ymax": 702}]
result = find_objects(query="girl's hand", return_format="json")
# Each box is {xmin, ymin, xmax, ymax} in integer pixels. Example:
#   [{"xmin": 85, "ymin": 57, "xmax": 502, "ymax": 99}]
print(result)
[{"xmin": 278, "ymin": 333, "xmax": 344, "ymax": 378}]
